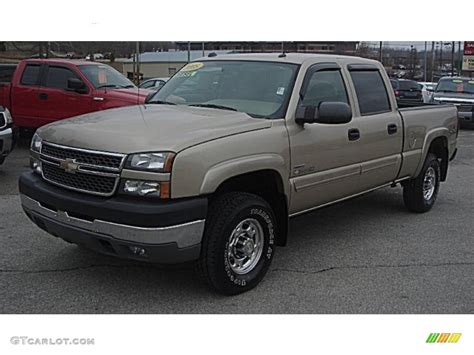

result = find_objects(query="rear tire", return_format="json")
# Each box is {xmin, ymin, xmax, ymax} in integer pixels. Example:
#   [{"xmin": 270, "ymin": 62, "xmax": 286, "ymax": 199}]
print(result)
[
  {"xmin": 197, "ymin": 192, "xmax": 276, "ymax": 295},
  {"xmin": 403, "ymin": 153, "xmax": 440, "ymax": 213}
]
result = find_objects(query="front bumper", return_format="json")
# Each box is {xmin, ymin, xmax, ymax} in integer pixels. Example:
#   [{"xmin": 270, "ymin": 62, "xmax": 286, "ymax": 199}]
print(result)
[
  {"xmin": 19, "ymin": 172, "xmax": 207, "ymax": 263},
  {"xmin": 0, "ymin": 127, "xmax": 14, "ymax": 162}
]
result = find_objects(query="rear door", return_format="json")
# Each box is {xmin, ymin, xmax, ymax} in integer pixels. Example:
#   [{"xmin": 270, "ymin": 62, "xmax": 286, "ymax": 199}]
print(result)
[
  {"xmin": 347, "ymin": 65, "xmax": 403, "ymax": 191},
  {"xmin": 10, "ymin": 63, "xmax": 42, "ymax": 128},
  {"xmin": 36, "ymin": 64, "xmax": 93, "ymax": 126}
]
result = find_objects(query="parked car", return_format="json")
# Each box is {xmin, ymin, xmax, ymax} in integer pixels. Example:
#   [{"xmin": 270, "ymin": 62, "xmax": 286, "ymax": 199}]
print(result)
[
  {"xmin": 419, "ymin": 82, "xmax": 437, "ymax": 103},
  {"xmin": 138, "ymin": 77, "xmax": 168, "ymax": 91},
  {"xmin": 85, "ymin": 53, "xmax": 104, "ymax": 61},
  {"xmin": 0, "ymin": 106, "xmax": 15, "ymax": 166},
  {"xmin": 432, "ymin": 77, "xmax": 474, "ymax": 127},
  {"xmin": 20, "ymin": 53, "xmax": 458, "ymax": 295},
  {"xmin": 0, "ymin": 64, "xmax": 17, "ymax": 83},
  {"xmin": 0, "ymin": 59, "xmax": 151, "ymax": 129},
  {"xmin": 390, "ymin": 79, "xmax": 423, "ymax": 104}
]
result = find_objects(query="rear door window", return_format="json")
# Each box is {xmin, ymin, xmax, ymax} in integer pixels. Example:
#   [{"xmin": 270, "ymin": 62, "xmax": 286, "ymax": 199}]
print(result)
[
  {"xmin": 350, "ymin": 70, "xmax": 391, "ymax": 115},
  {"xmin": 20, "ymin": 64, "xmax": 41, "ymax": 86},
  {"xmin": 399, "ymin": 80, "xmax": 419, "ymax": 90},
  {"xmin": 44, "ymin": 66, "xmax": 80, "ymax": 90}
]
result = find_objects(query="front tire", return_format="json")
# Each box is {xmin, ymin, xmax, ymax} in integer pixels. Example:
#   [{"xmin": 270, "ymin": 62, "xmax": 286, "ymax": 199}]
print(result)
[
  {"xmin": 197, "ymin": 192, "xmax": 276, "ymax": 295},
  {"xmin": 403, "ymin": 153, "xmax": 440, "ymax": 213}
]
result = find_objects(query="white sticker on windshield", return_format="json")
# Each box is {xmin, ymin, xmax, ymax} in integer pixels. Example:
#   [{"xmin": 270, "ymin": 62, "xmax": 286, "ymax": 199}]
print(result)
[{"xmin": 276, "ymin": 87, "xmax": 285, "ymax": 95}]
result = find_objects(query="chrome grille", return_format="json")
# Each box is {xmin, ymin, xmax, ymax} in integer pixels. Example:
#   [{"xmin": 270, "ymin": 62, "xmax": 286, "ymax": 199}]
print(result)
[
  {"xmin": 39, "ymin": 142, "xmax": 126, "ymax": 196},
  {"xmin": 0, "ymin": 112, "xmax": 6, "ymax": 129},
  {"xmin": 42, "ymin": 143, "xmax": 123, "ymax": 169},
  {"xmin": 42, "ymin": 163, "xmax": 117, "ymax": 195},
  {"xmin": 457, "ymin": 105, "xmax": 474, "ymax": 112}
]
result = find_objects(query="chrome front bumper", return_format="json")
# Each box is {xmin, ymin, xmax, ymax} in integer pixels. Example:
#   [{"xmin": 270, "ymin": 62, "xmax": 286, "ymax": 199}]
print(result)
[
  {"xmin": 21, "ymin": 194, "xmax": 205, "ymax": 263},
  {"xmin": 0, "ymin": 127, "xmax": 13, "ymax": 158}
]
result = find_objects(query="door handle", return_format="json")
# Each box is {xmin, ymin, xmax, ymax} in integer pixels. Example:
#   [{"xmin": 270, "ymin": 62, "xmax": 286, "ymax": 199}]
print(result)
[
  {"xmin": 38, "ymin": 93, "xmax": 48, "ymax": 100},
  {"xmin": 348, "ymin": 128, "xmax": 360, "ymax": 141},
  {"xmin": 387, "ymin": 124, "xmax": 398, "ymax": 135}
]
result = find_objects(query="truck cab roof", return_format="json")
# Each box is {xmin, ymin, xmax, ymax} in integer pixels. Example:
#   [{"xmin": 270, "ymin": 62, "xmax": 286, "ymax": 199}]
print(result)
[{"xmin": 194, "ymin": 52, "xmax": 381, "ymax": 66}]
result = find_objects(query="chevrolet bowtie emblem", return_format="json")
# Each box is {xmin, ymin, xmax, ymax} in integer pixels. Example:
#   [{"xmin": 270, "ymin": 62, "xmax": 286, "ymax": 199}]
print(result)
[{"xmin": 59, "ymin": 159, "xmax": 79, "ymax": 174}]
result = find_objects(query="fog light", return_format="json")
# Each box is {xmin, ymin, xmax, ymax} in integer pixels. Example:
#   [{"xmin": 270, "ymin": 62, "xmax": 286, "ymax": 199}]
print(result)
[
  {"xmin": 30, "ymin": 157, "xmax": 42, "ymax": 175},
  {"xmin": 123, "ymin": 180, "xmax": 160, "ymax": 197},
  {"xmin": 129, "ymin": 246, "xmax": 146, "ymax": 256}
]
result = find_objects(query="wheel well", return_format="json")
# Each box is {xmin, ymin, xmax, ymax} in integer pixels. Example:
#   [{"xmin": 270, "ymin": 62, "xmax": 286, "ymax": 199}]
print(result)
[
  {"xmin": 212, "ymin": 170, "xmax": 288, "ymax": 247},
  {"xmin": 428, "ymin": 136, "xmax": 449, "ymax": 181}
]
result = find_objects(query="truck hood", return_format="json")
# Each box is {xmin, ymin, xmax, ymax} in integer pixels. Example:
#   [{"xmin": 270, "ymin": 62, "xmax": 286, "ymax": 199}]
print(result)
[
  {"xmin": 97, "ymin": 87, "xmax": 152, "ymax": 104},
  {"xmin": 37, "ymin": 104, "xmax": 272, "ymax": 154}
]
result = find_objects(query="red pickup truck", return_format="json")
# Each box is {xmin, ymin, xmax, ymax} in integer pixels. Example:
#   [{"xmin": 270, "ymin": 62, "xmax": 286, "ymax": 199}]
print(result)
[{"xmin": 0, "ymin": 59, "xmax": 150, "ymax": 129}]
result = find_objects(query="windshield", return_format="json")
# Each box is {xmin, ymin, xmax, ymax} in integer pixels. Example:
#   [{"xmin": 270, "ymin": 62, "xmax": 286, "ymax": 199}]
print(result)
[
  {"xmin": 79, "ymin": 64, "xmax": 136, "ymax": 89},
  {"xmin": 148, "ymin": 60, "xmax": 299, "ymax": 118},
  {"xmin": 436, "ymin": 78, "xmax": 474, "ymax": 94}
]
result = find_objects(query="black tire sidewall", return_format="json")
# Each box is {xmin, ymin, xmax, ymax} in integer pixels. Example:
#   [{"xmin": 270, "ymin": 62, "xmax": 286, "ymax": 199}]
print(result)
[{"xmin": 213, "ymin": 200, "xmax": 276, "ymax": 293}]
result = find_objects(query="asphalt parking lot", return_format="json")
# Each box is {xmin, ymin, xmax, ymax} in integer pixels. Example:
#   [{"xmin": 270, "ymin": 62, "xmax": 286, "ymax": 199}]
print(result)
[{"xmin": 0, "ymin": 130, "xmax": 473, "ymax": 314}]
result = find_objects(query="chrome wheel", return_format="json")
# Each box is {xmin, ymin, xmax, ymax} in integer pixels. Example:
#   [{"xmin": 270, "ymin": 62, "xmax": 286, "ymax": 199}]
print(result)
[
  {"xmin": 227, "ymin": 218, "xmax": 264, "ymax": 275},
  {"xmin": 423, "ymin": 166, "xmax": 436, "ymax": 201}
]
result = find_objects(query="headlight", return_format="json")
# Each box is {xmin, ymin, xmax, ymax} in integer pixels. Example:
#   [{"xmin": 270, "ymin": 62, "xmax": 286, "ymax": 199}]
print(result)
[
  {"xmin": 30, "ymin": 133, "xmax": 43, "ymax": 153},
  {"xmin": 125, "ymin": 152, "xmax": 175, "ymax": 172},
  {"xmin": 121, "ymin": 180, "xmax": 170, "ymax": 199},
  {"xmin": 4, "ymin": 108, "xmax": 12, "ymax": 125}
]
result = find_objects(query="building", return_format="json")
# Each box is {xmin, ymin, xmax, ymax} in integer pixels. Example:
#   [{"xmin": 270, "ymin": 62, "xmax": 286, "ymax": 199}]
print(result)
[
  {"xmin": 121, "ymin": 50, "xmax": 231, "ymax": 80},
  {"xmin": 175, "ymin": 41, "xmax": 358, "ymax": 54}
]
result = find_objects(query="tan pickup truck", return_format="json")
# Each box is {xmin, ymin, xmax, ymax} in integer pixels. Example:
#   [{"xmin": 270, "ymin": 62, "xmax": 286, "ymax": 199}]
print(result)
[{"xmin": 19, "ymin": 53, "xmax": 458, "ymax": 295}]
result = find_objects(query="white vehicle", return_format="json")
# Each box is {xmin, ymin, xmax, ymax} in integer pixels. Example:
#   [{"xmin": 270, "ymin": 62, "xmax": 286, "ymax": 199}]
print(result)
[
  {"xmin": 138, "ymin": 77, "xmax": 169, "ymax": 91},
  {"xmin": 419, "ymin": 82, "xmax": 437, "ymax": 103}
]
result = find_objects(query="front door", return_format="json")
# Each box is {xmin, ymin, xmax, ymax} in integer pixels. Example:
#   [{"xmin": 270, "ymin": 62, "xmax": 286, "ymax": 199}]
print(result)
[
  {"xmin": 287, "ymin": 63, "xmax": 362, "ymax": 214},
  {"xmin": 36, "ymin": 65, "xmax": 93, "ymax": 126}
]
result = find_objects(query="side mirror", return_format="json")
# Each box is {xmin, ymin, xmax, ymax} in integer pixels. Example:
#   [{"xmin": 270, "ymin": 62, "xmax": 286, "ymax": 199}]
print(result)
[
  {"xmin": 317, "ymin": 102, "xmax": 352, "ymax": 124},
  {"xmin": 295, "ymin": 102, "xmax": 352, "ymax": 125},
  {"xmin": 67, "ymin": 78, "xmax": 87, "ymax": 93},
  {"xmin": 145, "ymin": 91, "xmax": 155, "ymax": 104}
]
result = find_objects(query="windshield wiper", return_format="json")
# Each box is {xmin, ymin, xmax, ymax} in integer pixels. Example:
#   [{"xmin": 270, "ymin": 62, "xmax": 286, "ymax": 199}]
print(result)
[
  {"xmin": 188, "ymin": 103, "xmax": 237, "ymax": 111},
  {"xmin": 147, "ymin": 100, "xmax": 177, "ymax": 105}
]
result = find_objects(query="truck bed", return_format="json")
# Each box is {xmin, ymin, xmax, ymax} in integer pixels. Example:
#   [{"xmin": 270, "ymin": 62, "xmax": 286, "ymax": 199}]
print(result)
[{"xmin": 397, "ymin": 104, "xmax": 458, "ymax": 179}]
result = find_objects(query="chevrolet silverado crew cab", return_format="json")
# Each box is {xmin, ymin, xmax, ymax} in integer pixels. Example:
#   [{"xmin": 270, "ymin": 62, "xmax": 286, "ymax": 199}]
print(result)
[
  {"xmin": 0, "ymin": 59, "xmax": 150, "ymax": 129},
  {"xmin": 19, "ymin": 53, "xmax": 458, "ymax": 295}
]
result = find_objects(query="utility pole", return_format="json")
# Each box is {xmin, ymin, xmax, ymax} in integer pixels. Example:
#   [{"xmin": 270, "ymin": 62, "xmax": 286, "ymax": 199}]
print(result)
[
  {"xmin": 202, "ymin": 42, "xmax": 205, "ymax": 57},
  {"xmin": 379, "ymin": 41, "xmax": 383, "ymax": 63},
  {"xmin": 187, "ymin": 41, "xmax": 191, "ymax": 63},
  {"xmin": 451, "ymin": 41, "xmax": 455, "ymax": 76},
  {"xmin": 458, "ymin": 41, "xmax": 462, "ymax": 75},
  {"xmin": 440, "ymin": 42, "xmax": 443, "ymax": 75},
  {"xmin": 430, "ymin": 41, "xmax": 435, "ymax": 82},
  {"xmin": 424, "ymin": 41, "xmax": 427, "ymax": 81},
  {"xmin": 135, "ymin": 41, "xmax": 140, "ymax": 84}
]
